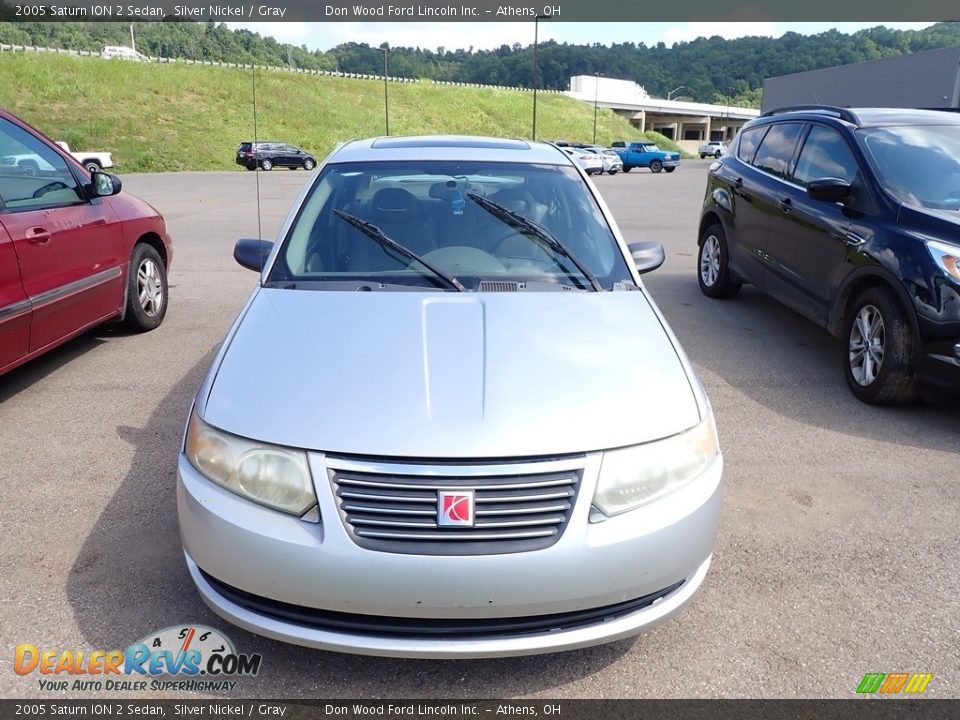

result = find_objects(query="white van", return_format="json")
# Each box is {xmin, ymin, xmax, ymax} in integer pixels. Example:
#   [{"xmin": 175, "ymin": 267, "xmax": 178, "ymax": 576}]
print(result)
[{"xmin": 101, "ymin": 46, "xmax": 146, "ymax": 61}]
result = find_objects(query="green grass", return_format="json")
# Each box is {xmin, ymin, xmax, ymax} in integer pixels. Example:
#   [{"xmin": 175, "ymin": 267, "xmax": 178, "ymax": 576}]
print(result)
[{"xmin": 0, "ymin": 53, "xmax": 685, "ymax": 172}]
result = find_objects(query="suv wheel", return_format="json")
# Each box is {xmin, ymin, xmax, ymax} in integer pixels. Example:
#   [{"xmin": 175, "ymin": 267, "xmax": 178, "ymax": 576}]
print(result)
[
  {"xmin": 84, "ymin": 160, "xmax": 102, "ymax": 173},
  {"xmin": 303, "ymin": 158, "xmax": 315, "ymax": 171},
  {"xmin": 260, "ymin": 159, "xmax": 273, "ymax": 171},
  {"xmin": 700, "ymin": 154, "xmax": 707, "ymax": 159},
  {"xmin": 843, "ymin": 287, "xmax": 918, "ymax": 405},
  {"xmin": 697, "ymin": 223, "xmax": 741, "ymax": 298},
  {"xmin": 124, "ymin": 243, "xmax": 168, "ymax": 332},
  {"xmin": 714, "ymin": 150, "xmax": 722, "ymax": 159},
  {"xmin": 650, "ymin": 159, "xmax": 663, "ymax": 173}
]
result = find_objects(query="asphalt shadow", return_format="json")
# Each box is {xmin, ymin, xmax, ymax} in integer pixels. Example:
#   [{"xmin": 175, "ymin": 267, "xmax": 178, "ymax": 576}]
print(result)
[{"xmin": 644, "ymin": 270, "xmax": 960, "ymax": 453}]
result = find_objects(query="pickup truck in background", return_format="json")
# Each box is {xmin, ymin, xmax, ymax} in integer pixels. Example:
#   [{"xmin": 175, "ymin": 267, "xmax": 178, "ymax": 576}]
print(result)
[
  {"xmin": 698, "ymin": 141, "xmax": 728, "ymax": 159},
  {"xmin": 54, "ymin": 141, "xmax": 114, "ymax": 173},
  {"xmin": 613, "ymin": 142, "xmax": 680, "ymax": 173}
]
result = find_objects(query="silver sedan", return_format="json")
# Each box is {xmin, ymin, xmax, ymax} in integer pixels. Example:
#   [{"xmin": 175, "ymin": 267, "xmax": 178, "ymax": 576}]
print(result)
[{"xmin": 177, "ymin": 135, "xmax": 723, "ymax": 658}]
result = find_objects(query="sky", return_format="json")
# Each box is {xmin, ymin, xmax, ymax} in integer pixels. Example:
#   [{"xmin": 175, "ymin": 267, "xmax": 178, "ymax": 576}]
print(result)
[{"xmin": 224, "ymin": 21, "xmax": 938, "ymax": 53}]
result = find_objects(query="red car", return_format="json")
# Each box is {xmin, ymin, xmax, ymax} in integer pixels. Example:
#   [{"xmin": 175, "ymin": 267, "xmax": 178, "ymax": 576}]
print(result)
[{"xmin": 0, "ymin": 109, "xmax": 172, "ymax": 376}]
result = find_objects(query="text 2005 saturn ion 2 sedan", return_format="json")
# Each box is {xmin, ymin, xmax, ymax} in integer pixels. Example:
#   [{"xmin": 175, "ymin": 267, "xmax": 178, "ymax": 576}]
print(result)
[{"xmin": 178, "ymin": 136, "xmax": 722, "ymax": 658}]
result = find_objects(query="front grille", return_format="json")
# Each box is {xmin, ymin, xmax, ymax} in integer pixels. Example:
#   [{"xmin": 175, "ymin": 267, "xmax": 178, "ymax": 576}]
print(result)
[
  {"xmin": 200, "ymin": 568, "xmax": 684, "ymax": 639},
  {"xmin": 329, "ymin": 464, "xmax": 582, "ymax": 555}
]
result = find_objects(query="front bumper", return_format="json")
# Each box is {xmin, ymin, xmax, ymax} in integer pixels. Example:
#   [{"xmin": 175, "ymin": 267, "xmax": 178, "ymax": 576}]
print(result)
[{"xmin": 178, "ymin": 450, "xmax": 722, "ymax": 658}]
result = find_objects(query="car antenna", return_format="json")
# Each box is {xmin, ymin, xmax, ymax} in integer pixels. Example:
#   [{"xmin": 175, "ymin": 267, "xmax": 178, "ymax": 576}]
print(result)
[{"xmin": 251, "ymin": 62, "xmax": 264, "ymax": 271}]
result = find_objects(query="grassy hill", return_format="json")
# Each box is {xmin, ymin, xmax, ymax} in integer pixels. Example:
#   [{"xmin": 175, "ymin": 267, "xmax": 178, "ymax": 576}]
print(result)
[{"xmin": 0, "ymin": 53, "xmax": 671, "ymax": 173}]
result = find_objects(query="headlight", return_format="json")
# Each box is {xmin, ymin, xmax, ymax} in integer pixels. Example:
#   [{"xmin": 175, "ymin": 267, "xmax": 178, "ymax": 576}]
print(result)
[
  {"xmin": 926, "ymin": 239, "xmax": 960, "ymax": 282},
  {"xmin": 592, "ymin": 415, "xmax": 719, "ymax": 517},
  {"xmin": 184, "ymin": 410, "xmax": 316, "ymax": 516}
]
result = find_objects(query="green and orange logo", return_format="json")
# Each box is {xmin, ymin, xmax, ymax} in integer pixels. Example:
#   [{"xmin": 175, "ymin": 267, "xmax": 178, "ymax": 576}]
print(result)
[{"xmin": 856, "ymin": 672, "xmax": 933, "ymax": 695}]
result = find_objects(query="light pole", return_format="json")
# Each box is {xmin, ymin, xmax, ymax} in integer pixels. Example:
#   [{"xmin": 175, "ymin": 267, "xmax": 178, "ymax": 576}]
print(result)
[
  {"xmin": 379, "ymin": 46, "xmax": 390, "ymax": 136},
  {"xmin": 531, "ymin": 14, "xmax": 549, "ymax": 140},
  {"xmin": 667, "ymin": 86, "xmax": 685, "ymax": 101},
  {"xmin": 592, "ymin": 73, "xmax": 602, "ymax": 144}
]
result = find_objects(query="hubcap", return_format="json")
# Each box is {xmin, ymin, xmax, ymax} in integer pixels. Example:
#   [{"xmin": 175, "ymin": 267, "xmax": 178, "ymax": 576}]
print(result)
[
  {"xmin": 137, "ymin": 258, "xmax": 163, "ymax": 317},
  {"xmin": 848, "ymin": 304, "xmax": 885, "ymax": 386},
  {"xmin": 700, "ymin": 236, "xmax": 721, "ymax": 286}
]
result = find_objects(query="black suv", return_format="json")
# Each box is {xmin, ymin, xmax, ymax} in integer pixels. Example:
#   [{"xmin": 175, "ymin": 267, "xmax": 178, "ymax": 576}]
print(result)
[
  {"xmin": 236, "ymin": 141, "xmax": 316, "ymax": 171},
  {"xmin": 697, "ymin": 105, "xmax": 960, "ymax": 404}
]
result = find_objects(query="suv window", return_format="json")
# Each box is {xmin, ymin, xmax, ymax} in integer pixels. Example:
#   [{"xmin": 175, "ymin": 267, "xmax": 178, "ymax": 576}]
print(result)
[
  {"xmin": 751, "ymin": 123, "xmax": 804, "ymax": 179},
  {"xmin": 0, "ymin": 118, "xmax": 84, "ymax": 211},
  {"xmin": 793, "ymin": 125, "xmax": 859, "ymax": 187},
  {"xmin": 736, "ymin": 126, "xmax": 768, "ymax": 164}
]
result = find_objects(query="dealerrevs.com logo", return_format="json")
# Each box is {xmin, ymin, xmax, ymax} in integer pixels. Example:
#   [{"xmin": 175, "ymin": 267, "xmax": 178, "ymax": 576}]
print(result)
[{"xmin": 14, "ymin": 625, "xmax": 262, "ymax": 693}]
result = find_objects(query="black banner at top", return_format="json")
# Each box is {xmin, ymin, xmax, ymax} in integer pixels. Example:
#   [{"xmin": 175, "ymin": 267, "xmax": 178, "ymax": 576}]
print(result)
[{"xmin": 0, "ymin": 0, "xmax": 957, "ymax": 22}]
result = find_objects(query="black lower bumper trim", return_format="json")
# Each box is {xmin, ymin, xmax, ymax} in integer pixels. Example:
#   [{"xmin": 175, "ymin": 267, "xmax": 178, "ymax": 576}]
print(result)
[{"xmin": 199, "ymin": 568, "xmax": 684, "ymax": 639}]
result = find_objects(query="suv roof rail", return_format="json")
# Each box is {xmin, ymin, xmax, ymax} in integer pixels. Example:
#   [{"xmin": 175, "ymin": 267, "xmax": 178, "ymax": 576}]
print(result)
[{"xmin": 761, "ymin": 105, "xmax": 861, "ymax": 125}]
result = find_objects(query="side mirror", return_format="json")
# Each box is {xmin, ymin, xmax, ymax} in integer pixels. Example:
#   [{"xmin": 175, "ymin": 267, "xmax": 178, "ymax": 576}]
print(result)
[
  {"xmin": 628, "ymin": 241, "xmax": 665, "ymax": 275},
  {"xmin": 91, "ymin": 171, "xmax": 122, "ymax": 197},
  {"xmin": 234, "ymin": 238, "xmax": 274, "ymax": 272},
  {"xmin": 807, "ymin": 177, "xmax": 851, "ymax": 203}
]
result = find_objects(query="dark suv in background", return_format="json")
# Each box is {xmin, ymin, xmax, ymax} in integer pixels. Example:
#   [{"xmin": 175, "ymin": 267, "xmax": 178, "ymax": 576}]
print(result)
[
  {"xmin": 697, "ymin": 105, "xmax": 960, "ymax": 404},
  {"xmin": 236, "ymin": 141, "xmax": 316, "ymax": 171}
]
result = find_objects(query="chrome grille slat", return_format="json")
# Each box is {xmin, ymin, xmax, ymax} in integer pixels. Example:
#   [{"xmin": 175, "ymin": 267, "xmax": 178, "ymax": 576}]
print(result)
[
  {"xmin": 349, "ymin": 517, "xmax": 437, "ymax": 528},
  {"xmin": 476, "ymin": 490, "xmax": 574, "ymax": 502},
  {"xmin": 475, "ymin": 503, "xmax": 570, "ymax": 516},
  {"xmin": 336, "ymin": 477, "xmax": 575, "ymax": 491},
  {"xmin": 339, "ymin": 490, "xmax": 435, "ymax": 503},
  {"xmin": 341, "ymin": 504, "xmax": 437, "ymax": 516},
  {"xmin": 355, "ymin": 529, "xmax": 558, "ymax": 541},
  {"xmin": 331, "ymin": 466, "xmax": 582, "ymax": 555}
]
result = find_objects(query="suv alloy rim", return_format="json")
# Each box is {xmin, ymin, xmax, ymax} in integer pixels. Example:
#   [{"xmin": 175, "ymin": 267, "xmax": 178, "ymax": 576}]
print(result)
[
  {"xmin": 700, "ymin": 235, "xmax": 720, "ymax": 286},
  {"xmin": 138, "ymin": 257, "xmax": 163, "ymax": 317},
  {"xmin": 848, "ymin": 304, "xmax": 885, "ymax": 386}
]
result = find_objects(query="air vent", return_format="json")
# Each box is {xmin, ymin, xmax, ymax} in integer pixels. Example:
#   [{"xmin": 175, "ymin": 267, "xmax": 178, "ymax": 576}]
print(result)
[{"xmin": 477, "ymin": 281, "xmax": 522, "ymax": 292}]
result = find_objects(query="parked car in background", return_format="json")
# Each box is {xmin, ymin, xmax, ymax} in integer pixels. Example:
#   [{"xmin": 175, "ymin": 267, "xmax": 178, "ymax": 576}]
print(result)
[
  {"xmin": 179, "ymin": 135, "xmax": 723, "ymax": 659},
  {"xmin": 614, "ymin": 142, "xmax": 680, "ymax": 173},
  {"xmin": 101, "ymin": 45, "xmax": 147, "ymax": 61},
  {"xmin": 562, "ymin": 146, "xmax": 605, "ymax": 175},
  {"xmin": 572, "ymin": 146, "xmax": 624, "ymax": 175},
  {"xmin": 698, "ymin": 105, "xmax": 960, "ymax": 404},
  {"xmin": 698, "ymin": 141, "xmax": 728, "ymax": 159},
  {"xmin": 0, "ymin": 108, "xmax": 172, "ymax": 376},
  {"xmin": 602, "ymin": 149, "xmax": 624, "ymax": 175},
  {"xmin": 236, "ymin": 141, "xmax": 316, "ymax": 171},
  {"xmin": 54, "ymin": 141, "xmax": 114, "ymax": 174}
]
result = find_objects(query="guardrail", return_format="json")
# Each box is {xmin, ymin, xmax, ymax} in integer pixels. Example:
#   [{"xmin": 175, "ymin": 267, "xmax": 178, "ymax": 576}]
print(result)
[{"xmin": 0, "ymin": 43, "xmax": 563, "ymax": 93}]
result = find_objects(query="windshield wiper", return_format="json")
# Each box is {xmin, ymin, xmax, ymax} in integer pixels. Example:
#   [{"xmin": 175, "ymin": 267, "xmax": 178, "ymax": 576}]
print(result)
[
  {"xmin": 465, "ymin": 192, "xmax": 603, "ymax": 292},
  {"xmin": 332, "ymin": 210, "xmax": 465, "ymax": 292}
]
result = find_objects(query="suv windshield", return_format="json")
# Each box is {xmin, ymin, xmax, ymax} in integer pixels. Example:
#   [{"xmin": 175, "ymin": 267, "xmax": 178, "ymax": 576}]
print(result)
[
  {"xmin": 859, "ymin": 124, "xmax": 960, "ymax": 210},
  {"xmin": 266, "ymin": 160, "xmax": 632, "ymax": 291}
]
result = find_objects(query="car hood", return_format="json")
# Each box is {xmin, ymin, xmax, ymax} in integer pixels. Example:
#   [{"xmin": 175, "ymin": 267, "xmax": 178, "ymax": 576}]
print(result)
[{"xmin": 202, "ymin": 289, "xmax": 700, "ymax": 458}]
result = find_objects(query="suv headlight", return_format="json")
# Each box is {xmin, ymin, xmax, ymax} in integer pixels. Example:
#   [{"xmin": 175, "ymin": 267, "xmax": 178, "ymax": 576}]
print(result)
[
  {"xmin": 592, "ymin": 415, "xmax": 719, "ymax": 517},
  {"xmin": 926, "ymin": 239, "xmax": 960, "ymax": 282},
  {"xmin": 184, "ymin": 410, "xmax": 316, "ymax": 516}
]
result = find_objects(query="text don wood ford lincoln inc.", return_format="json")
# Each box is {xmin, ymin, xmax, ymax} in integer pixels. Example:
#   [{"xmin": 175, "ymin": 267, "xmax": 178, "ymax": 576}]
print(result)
[{"xmin": 13, "ymin": 626, "xmax": 262, "ymax": 692}]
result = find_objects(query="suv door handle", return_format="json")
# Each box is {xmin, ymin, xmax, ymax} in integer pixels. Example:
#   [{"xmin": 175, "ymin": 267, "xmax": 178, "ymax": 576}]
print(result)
[
  {"xmin": 26, "ymin": 227, "xmax": 51, "ymax": 245},
  {"xmin": 778, "ymin": 197, "xmax": 792, "ymax": 213}
]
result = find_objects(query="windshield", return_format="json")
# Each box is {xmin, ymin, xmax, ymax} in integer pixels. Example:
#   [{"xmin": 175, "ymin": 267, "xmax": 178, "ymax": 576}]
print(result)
[
  {"xmin": 267, "ymin": 160, "xmax": 632, "ymax": 291},
  {"xmin": 859, "ymin": 124, "xmax": 960, "ymax": 210}
]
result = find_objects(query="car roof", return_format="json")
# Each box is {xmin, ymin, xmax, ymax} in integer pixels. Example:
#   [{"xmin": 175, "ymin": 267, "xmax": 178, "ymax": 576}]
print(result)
[
  {"xmin": 755, "ymin": 106, "xmax": 960, "ymax": 129},
  {"xmin": 329, "ymin": 135, "xmax": 573, "ymax": 165}
]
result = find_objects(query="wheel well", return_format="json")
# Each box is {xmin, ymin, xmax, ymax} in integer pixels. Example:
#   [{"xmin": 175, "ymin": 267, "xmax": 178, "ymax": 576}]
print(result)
[
  {"xmin": 698, "ymin": 212, "xmax": 722, "ymax": 245},
  {"xmin": 81, "ymin": 158, "xmax": 101, "ymax": 166},
  {"xmin": 830, "ymin": 274, "xmax": 918, "ymax": 340},
  {"xmin": 136, "ymin": 233, "xmax": 168, "ymax": 269}
]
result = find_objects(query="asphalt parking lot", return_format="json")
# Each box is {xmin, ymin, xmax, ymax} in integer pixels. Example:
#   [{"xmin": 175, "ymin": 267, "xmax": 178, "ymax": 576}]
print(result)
[{"xmin": 1, "ymin": 161, "xmax": 957, "ymax": 699}]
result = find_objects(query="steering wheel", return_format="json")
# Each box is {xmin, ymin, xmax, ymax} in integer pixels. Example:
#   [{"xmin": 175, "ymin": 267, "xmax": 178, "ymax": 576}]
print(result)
[
  {"xmin": 418, "ymin": 246, "xmax": 506, "ymax": 275},
  {"xmin": 32, "ymin": 181, "xmax": 70, "ymax": 199},
  {"xmin": 490, "ymin": 228, "xmax": 551, "ymax": 264}
]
